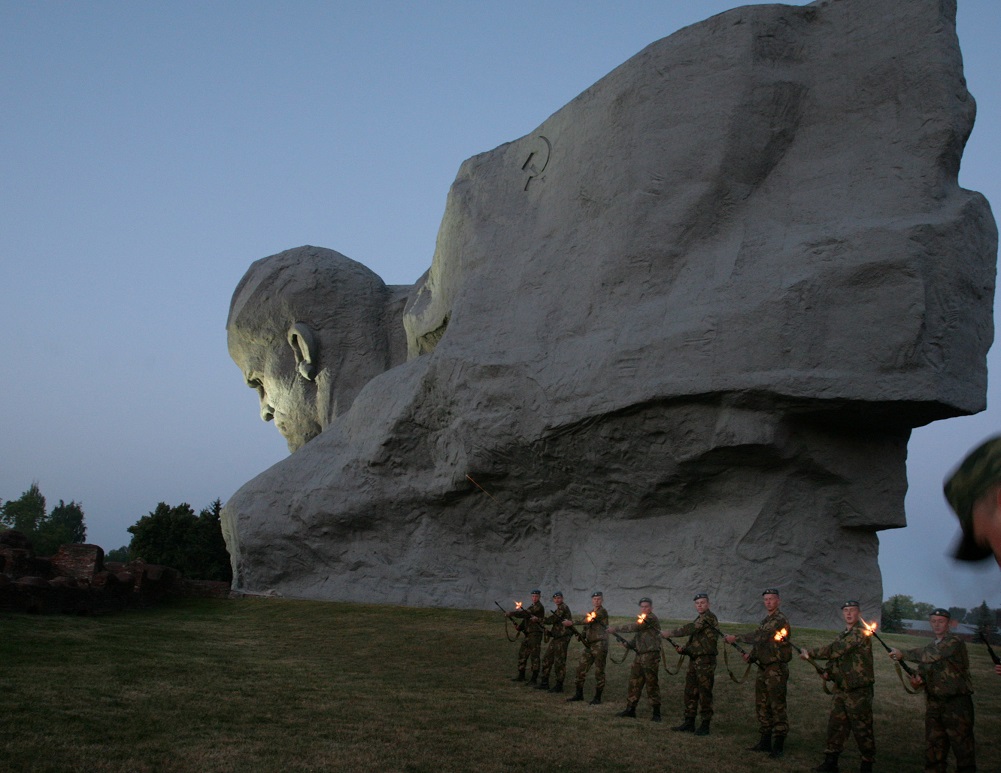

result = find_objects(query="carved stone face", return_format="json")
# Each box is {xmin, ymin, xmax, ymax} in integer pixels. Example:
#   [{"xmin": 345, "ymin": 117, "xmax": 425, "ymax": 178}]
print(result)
[{"xmin": 228, "ymin": 332, "xmax": 322, "ymax": 453}]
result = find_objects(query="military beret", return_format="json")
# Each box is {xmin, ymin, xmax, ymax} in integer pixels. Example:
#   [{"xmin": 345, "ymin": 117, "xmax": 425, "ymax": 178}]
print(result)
[
  {"xmin": 841, "ymin": 600, "xmax": 860, "ymax": 609},
  {"xmin": 591, "ymin": 591, "xmax": 603, "ymax": 597},
  {"xmin": 930, "ymin": 608, "xmax": 951, "ymax": 619},
  {"xmin": 694, "ymin": 593, "xmax": 708, "ymax": 601},
  {"xmin": 638, "ymin": 596, "xmax": 652, "ymax": 605},
  {"xmin": 531, "ymin": 589, "xmax": 541, "ymax": 595},
  {"xmin": 762, "ymin": 588, "xmax": 780, "ymax": 596},
  {"xmin": 944, "ymin": 435, "xmax": 1001, "ymax": 562},
  {"xmin": 552, "ymin": 591, "xmax": 564, "ymax": 598}
]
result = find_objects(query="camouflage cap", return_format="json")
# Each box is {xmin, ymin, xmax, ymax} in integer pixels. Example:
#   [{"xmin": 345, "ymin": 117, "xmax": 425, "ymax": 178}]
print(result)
[
  {"xmin": 693, "ymin": 593, "xmax": 708, "ymax": 601},
  {"xmin": 638, "ymin": 596, "xmax": 652, "ymax": 605},
  {"xmin": 943, "ymin": 435, "xmax": 1001, "ymax": 561},
  {"xmin": 930, "ymin": 608, "xmax": 951, "ymax": 619},
  {"xmin": 762, "ymin": 588, "xmax": 780, "ymax": 596},
  {"xmin": 591, "ymin": 591, "xmax": 603, "ymax": 597},
  {"xmin": 841, "ymin": 599, "xmax": 860, "ymax": 609}
]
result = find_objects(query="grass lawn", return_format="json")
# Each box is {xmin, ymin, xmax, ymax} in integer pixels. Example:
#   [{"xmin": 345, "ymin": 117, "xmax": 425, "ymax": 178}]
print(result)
[{"xmin": 0, "ymin": 598, "xmax": 998, "ymax": 772}]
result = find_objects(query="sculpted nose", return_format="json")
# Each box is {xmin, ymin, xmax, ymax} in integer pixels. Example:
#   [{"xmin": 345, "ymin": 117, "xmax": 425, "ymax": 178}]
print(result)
[{"xmin": 257, "ymin": 392, "xmax": 275, "ymax": 423}]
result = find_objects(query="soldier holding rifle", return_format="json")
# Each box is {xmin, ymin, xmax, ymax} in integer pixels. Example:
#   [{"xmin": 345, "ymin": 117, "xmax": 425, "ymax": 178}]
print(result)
[
  {"xmin": 537, "ymin": 591, "xmax": 573, "ymax": 693},
  {"xmin": 565, "ymin": 591, "xmax": 609, "ymax": 705},
  {"xmin": 800, "ymin": 600, "xmax": 875, "ymax": 773},
  {"xmin": 663, "ymin": 592, "xmax": 719, "ymax": 736},
  {"xmin": 725, "ymin": 588, "xmax": 793, "ymax": 758},
  {"xmin": 889, "ymin": 608, "xmax": 976, "ymax": 773},
  {"xmin": 608, "ymin": 597, "xmax": 662, "ymax": 722},
  {"xmin": 506, "ymin": 589, "xmax": 544, "ymax": 684}
]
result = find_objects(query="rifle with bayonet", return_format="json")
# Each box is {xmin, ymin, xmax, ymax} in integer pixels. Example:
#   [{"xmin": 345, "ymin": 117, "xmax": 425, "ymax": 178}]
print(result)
[{"xmin": 981, "ymin": 632, "xmax": 1001, "ymax": 666}]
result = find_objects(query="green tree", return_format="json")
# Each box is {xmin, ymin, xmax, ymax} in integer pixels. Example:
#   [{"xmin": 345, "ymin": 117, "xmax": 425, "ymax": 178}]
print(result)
[
  {"xmin": 0, "ymin": 483, "xmax": 47, "ymax": 535},
  {"xmin": 913, "ymin": 601, "xmax": 937, "ymax": 618},
  {"xmin": 975, "ymin": 600, "xmax": 997, "ymax": 635},
  {"xmin": 105, "ymin": 546, "xmax": 130, "ymax": 563},
  {"xmin": 881, "ymin": 596, "xmax": 906, "ymax": 633},
  {"xmin": 33, "ymin": 500, "xmax": 86, "ymax": 556},
  {"xmin": 882, "ymin": 594, "xmax": 917, "ymax": 621},
  {"xmin": 1, "ymin": 485, "xmax": 88, "ymax": 556},
  {"xmin": 127, "ymin": 500, "xmax": 231, "ymax": 582}
]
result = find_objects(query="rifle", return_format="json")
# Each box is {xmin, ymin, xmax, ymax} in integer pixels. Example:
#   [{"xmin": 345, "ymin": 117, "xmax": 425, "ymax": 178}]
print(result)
[
  {"xmin": 494, "ymin": 600, "xmax": 527, "ymax": 641},
  {"xmin": 703, "ymin": 619, "xmax": 754, "ymax": 663},
  {"xmin": 980, "ymin": 632, "xmax": 1001, "ymax": 666},
  {"xmin": 609, "ymin": 629, "xmax": 638, "ymax": 652},
  {"xmin": 566, "ymin": 620, "xmax": 593, "ymax": 651},
  {"xmin": 866, "ymin": 627, "xmax": 918, "ymax": 677}
]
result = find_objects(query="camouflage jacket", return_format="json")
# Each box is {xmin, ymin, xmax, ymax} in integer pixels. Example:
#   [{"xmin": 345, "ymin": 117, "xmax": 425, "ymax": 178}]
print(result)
[
  {"xmin": 738, "ymin": 610, "xmax": 793, "ymax": 665},
  {"xmin": 668, "ymin": 610, "xmax": 720, "ymax": 657},
  {"xmin": 577, "ymin": 606, "xmax": 609, "ymax": 646},
  {"xmin": 808, "ymin": 620, "xmax": 874, "ymax": 691},
  {"xmin": 900, "ymin": 633, "xmax": 973, "ymax": 699},
  {"xmin": 617, "ymin": 612, "xmax": 662, "ymax": 654},
  {"xmin": 512, "ymin": 600, "xmax": 546, "ymax": 636},
  {"xmin": 543, "ymin": 602, "xmax": 573, "ymax": 639}
]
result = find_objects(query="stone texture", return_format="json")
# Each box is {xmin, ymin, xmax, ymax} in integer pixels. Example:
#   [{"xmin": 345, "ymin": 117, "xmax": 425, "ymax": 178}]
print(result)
[{"xmin": 222, "ymin": 0, "xmax": 996, "ymax": 627}]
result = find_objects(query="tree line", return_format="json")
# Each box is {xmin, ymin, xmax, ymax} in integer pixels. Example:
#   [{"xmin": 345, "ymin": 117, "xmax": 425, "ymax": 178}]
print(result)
[
  {"xmin": 881, "ymin": 594, "xmax": 998, "ymax": 635},
  {"xmin": 1, "ymin": 484, "xmax": 231, "ymax": 582}
]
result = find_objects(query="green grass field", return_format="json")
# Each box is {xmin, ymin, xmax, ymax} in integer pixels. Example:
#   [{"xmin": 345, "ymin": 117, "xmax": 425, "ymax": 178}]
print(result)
[{"xmin": 0, "ymin": 598, "xmax": 997, "ymax": 772}]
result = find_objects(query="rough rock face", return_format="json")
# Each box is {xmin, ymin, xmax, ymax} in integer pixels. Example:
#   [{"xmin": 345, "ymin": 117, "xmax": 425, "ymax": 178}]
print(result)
[{"xmin": 221, "ymin": 0, "xmax": 996, "ymax": 627}]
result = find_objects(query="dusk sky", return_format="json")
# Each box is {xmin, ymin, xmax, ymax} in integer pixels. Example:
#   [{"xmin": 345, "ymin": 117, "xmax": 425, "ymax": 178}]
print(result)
[{"xmin": 2, "ymin": 0, "xmax": 999, "ymax": 614}]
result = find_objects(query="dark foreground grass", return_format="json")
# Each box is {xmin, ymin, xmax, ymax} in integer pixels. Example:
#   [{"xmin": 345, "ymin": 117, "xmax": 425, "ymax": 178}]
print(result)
[{"xmin": 0, "ymin": 598, "xmax": 998, "ymax": 772}]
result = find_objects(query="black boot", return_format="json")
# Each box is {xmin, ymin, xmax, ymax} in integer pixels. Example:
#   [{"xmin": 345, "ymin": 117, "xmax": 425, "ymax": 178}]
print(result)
[
  {"xmin": 651, "ymin": 705, "xmax": 662, "ymax": 722},
  {"xmin": 548, "ymin": 680, "xmax": 564, "ymax": 693},
  {"xmin": 672, "ymin": 717, "xmax": 696, "ymax": 732},
  {"xmin": 566, "ymin": 686, "xmax": 584, "ymax": 702},
  {"xmin": 527, "ymin": 670, "xmax": 538, "ymax": 685},
  {"xmin": 695, "ymin": 720, "xmax": 711, "ymax": 736},
  {"xmin": 616, "ymin": 704, "xmax": 637, "ymax": 718},
  {"xmin": 749, "ymin": 733, "xmax": 772, "ymax": 753},
  {"xmin": 589, "ymin": 688, "xmax": 602, "ymax": 705},
  {"xmin": 536, "ymin": 677, "xmax": 549, "ymax": 690},
  {"xmin": 511, "ymin": 669, "xmax": 525, "ymax": 682},
  {"xmin": 859, "ymin": 760, "xmax": 873, "ymax": 773},
  {"xmin": 769, "ymin": 735, "xmax": 786, "ymax": 759},
  {"xmin": 812, "ymin": 752, "xmax": 839, "ymax": 772}
]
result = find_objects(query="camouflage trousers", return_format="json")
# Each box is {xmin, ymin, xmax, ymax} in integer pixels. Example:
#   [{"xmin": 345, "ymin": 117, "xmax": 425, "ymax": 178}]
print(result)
[
  {"xmin": 517, "ymin": 632, "xmax": 542, "ymax": 673},
  {"xmin": 683, "ymin": 655, "xmax": 716, "ymax": 720},
  {"xmin": 541, "ymin": 635, "xmax": 571, "ymax": 683},
  {"xmin": 825, "ymin": 684, "xmax": 875, "ymax": 760},
  {"xmin": 626, "ymin": 651, "xmax": 661, "ymax": 707},
  {"xmin": 924, "ymin": 694, "xmax": 976, "ymax": 773},
  {"xmin": 754, "ymin": 662, "xmax": 789, "ymax": 737},
  {"xmin": 574, "ymin": 643, "xmax": 608, "ymax": 691}
]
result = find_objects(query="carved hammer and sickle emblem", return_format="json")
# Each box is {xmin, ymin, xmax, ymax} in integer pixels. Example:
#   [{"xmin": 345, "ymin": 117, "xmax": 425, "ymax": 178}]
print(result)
[{"xmin": 522, "ymin": 135, "xmax": 552, "ymax": 191}]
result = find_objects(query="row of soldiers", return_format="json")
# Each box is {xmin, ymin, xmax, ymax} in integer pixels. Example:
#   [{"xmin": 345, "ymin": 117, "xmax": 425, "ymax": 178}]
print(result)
[{"xmin": 505, "ymin": 588, "xmax": 982, "ymax": 773}]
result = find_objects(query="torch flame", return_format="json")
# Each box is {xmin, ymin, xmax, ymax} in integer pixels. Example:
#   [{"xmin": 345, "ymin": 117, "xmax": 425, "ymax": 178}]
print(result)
[
  {"xmin": 774, "ymin": 627, "xmax": 788, "ymax": 642},
  {"xmin": 585, "ymin": 611, "xmax": 596, "ymax": 623},
  {"xmin": 861, "ymin": 618, "xmax": 877, "ymax": 637},
  {"xmin": 637, "ymin": 612, "xmax": 648, "ymax": 625}
]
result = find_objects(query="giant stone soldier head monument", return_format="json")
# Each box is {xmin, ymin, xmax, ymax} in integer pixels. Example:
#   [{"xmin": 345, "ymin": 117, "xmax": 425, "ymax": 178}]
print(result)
[{"xmin": 222, "ymin": 0, "xmax": 997, "ymax": 627}]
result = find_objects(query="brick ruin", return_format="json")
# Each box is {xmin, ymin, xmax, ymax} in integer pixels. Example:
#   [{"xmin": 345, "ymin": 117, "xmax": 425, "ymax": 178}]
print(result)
[{"xmin": 0, "ymin": 530, "xmax": 230, "ymax": 614}]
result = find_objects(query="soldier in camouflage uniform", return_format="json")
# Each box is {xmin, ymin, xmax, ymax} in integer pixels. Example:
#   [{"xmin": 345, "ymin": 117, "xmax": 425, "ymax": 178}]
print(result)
[
  {"xmin": 609, "ymin": 597, "xmax": 662, "ymax": 722},
  {"xmin": 565, "ymin": 591, "xmax": 609, "ymax": 704},
  {"xmin": 537, "ymin": 591, "xmax": 573, "ymax": 693},
  {"xmin": 665, "ymin": 593, "xmax": 719, "ymax": 736},
  {"xmin": 890, "ymin": 609, "xmax": 976, "ymax": 773},
  {"xmin": 726, "ymin": 588, "xmax": 793, "ymax": 758},
  {"xmin": 801, "ymin": 600, "xmax": 875, "ymax": 773},
  {"xmin": 507, "ymin": 589, "xmax": 545, "ymax": 684},
  {"xmin": 944, "ymin": 433, "xmax": 1001, "ymax": 571}
]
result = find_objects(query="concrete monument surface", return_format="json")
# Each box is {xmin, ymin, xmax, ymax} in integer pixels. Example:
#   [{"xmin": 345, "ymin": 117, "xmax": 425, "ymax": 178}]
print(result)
[{"xmin": 222, "ymin": 0, "xmax": 997, "ymax": 627}]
